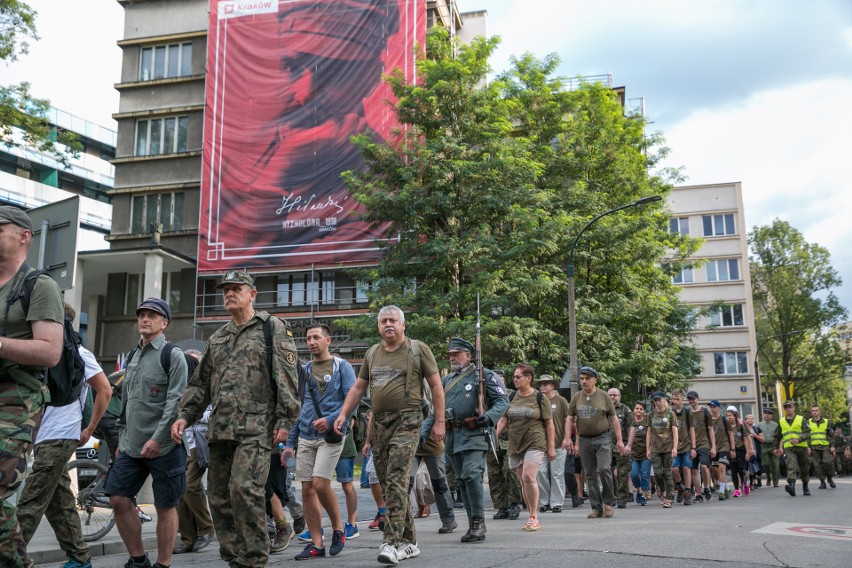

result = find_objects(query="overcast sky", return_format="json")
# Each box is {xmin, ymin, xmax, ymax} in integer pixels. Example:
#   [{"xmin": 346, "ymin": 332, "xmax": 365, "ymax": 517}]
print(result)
[{"xmin": 5, "ymin": 0, "xmax": 851, "ymax": 315}]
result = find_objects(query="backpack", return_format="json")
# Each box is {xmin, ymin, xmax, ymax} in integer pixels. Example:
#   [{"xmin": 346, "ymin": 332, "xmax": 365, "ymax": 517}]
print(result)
[
  {"xmin": 126, "ymin": 342, "xmax": 195, "ymax": 379},
  {"xmin": 3, "ymin": 265, "xmax": 86, "ymax": 407},
  {"xmin": 352, "ymin": 409, "xmax": 368, "ymax": 450}
]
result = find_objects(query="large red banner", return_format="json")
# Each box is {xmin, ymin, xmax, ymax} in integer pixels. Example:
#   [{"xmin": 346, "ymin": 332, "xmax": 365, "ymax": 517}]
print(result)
[{"xmin": 198, "ymin": 0, "xmax": 424, "ymax": 272}]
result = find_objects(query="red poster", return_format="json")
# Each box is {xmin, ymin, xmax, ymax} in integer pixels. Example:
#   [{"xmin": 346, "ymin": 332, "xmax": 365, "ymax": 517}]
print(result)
[{"xmin": 198, "ymin": 0, "xmax": 424, "ymax": 272}]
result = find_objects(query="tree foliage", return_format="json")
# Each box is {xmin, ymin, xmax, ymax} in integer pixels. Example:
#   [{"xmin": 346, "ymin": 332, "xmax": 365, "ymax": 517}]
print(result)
[
  {"xmin": 341, "ymin": 28, "xmax": 700, "ymax": 394},
  {"xmin": 750, "ymin": 219, "xmax": 848, "ymax": 416},
  {"xmin": 1, "ymin": 0, "xmax": 80, "ymax": 164}
]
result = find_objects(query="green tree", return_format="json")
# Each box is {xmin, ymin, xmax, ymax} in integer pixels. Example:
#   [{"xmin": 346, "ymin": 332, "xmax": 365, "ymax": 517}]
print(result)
[
  {"xmin": 1, "ymin": 0, "xmax": 80, "ymax": 164},
  {"xmin": 750, "ymin": 219, "xmax": 848, "ymax": 415},
  {"xmin": 342, "ymin": 29, "xmax": 700, "ymax": 392}
]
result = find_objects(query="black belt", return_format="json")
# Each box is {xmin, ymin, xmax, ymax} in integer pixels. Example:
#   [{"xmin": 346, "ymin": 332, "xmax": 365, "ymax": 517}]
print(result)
[
  {"xmin": 579, "ymin": 431, "xmax": 611, "ymax": 438},
  {"xmin": 446, "ymin": 418, "xmax": 477, "ymax": 430}
]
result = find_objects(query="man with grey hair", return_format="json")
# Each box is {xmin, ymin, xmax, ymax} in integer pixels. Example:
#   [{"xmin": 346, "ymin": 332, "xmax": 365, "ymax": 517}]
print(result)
[{"xmin": 335, "ymin": 306, "xmax": 445, "ymax": 564}]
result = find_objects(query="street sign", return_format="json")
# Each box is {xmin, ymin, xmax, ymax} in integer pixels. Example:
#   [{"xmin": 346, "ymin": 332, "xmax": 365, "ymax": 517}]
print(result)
[{"xmin": 26, "ymin": 197, "xmax": 80, "ymax": 290}]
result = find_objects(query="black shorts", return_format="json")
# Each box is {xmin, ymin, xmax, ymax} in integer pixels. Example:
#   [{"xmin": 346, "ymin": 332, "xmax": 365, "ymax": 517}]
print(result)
[
  {"xmin": 104, "ymin": 449, "xmax": 186, "ymax": 508},
  {"xmin": 713, "ymin": 452, "xmax": 731, "ymax": 467},
  {"xmin": 265, "ymin": 452, "xmax": 289, "ymax": 515},
  {"xmin": 693, "ymin": 447, "xmax": 711, "ymax": 467}
]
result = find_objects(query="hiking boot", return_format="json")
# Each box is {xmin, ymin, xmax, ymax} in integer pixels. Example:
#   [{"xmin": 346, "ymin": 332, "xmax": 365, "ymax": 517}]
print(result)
[
  {"xmin": 295, "ymin": 543, "xmax": 326, "ymax": 561},
  {"xmin": 802, "ymin": 483, "xmax": 811, "ymax": 496},
  {"xmin": 785, "ymin": 480, "xmax": 796, "ymax": 496},
  {"xmin": 461, "ymin": 517, "xmax": 486, "ymax": 542},
  {"xmin": 507, "ymin": 504, "xmax": 521, "ymax": 519},
  {"xmin": 293, "ymin": 516, "xmax": 306, "ymax": 535},
  {"xmin": 438, "ymin": 520, "xmax": 458, "ymax": 534},
  {"xmin": 603, "ymin": 505, "xmax": 614, "ymax": 518},
  {"xmin": 344, "ymin": 522, "xmax": 359, "ymax": 540},
  {"xmin": 329, "ymin": 530, "xmax": 345, "ymax": 556},
  {"xmin": 271, "ymin": 522, "xmax": 295, "ymax": 553},
  {"xmin": 369, "ymin": 512, "xmax": 386, "ymax": 530},
  {"xmin": 819, "ymin": 480, "xmax": 827, "ymax": 489},
  {"xmin": 828, "ymin": 477, "xmax": 836, "ymax": 488},
  {"xmin": 492, "ymin": 508, "xmax": 509, "ymax": 519},
  {"xmin": 377, "ymin": 543, "xmax": 398, "ymax": 565}
]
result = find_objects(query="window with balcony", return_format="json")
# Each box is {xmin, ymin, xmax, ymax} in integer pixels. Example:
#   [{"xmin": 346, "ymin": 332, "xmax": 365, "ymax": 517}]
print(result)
[
  {"xmin": 139, "ymin": 42, "xmax": 192, "ymax": 81},
  {"xmin": 277, "ymin": 272, "xmax": 335, "ymax": 307},
  {"xmin": 706, "ymin": 259, "xmax": 740, "ymax": 282},
  {"xmin": 131, "ymin": 192, "xmax": 185, "ymax": 233},
  {"xmin": 135, "ymin": 116, "xmax": 188, "ymax": 156},
  {"xmin": 713, "ymin": 351, "xmax": 749, "ymax": 375},
  {"xmin": 669, "ymin": 217, "xmax": 689, "ymax": 236},
  {"xmin": 703, "ymin": 213, "xmax": 736, "ymax": 236},
  {"xmin": 709, "ymin": 304, "xmax": 744, "ymax": 327}
]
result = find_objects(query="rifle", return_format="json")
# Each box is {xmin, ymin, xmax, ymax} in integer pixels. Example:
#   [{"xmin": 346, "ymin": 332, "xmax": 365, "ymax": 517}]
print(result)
[{"xmin": 476, "ymin": 294, "xmax": 499, "ymax": 460}]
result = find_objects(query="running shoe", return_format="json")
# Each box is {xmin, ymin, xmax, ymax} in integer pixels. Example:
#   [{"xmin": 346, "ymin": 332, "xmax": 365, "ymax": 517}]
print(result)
[
  {"xmin": 329, "ymin": 530, "xmax": 345, "ymax": 556},
  {"xmin": 377, "ymin": 543, "xmax": 398, "ymax": 565},
  {"xmin": 396, "ymin": 542, "xmax": 420, "ymax": 560},
  {"xmin": 369, "ymin": 512, "xmax": 387, "ymax": 530},
  {"xmin": 298, "ymin": 528, "xmax": 323, "ymax": 543},
  {"xmin": 344, "ymin": 522, "xmax": 359, "ymax": 539},
  {"xmin": 294, "ymin": 543, "xmax": 325, "ymax": 561},
  {"xmin": 522, "ymin": 517, "xmax": 540, "ymax": 531}
]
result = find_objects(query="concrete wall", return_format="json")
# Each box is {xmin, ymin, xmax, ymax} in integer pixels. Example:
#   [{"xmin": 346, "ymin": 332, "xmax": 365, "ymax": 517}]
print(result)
[{"xmin": 122, "ymin": 0, "xmax": 209, "ymax": 42}]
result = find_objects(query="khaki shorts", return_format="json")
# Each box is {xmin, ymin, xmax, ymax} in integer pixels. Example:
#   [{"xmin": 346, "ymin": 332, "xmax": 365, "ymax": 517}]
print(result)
[
  {"xmin": 295, "ymin": 437, "xmax": 345, "ymax": 482},
  {"xmin": 508, "ymin": 449, "xmax": 546, "ymax": 470}
]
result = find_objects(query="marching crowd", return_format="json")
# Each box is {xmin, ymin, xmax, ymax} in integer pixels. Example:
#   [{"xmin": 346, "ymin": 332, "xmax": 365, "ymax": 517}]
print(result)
[{"xmin": 0, "ymin": 206, "xmax": 848, "ymax": 568}]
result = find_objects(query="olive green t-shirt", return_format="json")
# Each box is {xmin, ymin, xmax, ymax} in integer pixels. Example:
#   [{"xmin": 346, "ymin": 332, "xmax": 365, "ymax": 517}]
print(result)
[
  {"xmin": 673, "ymin": 407, "xmax": 693, "ymax": 453},
  {"xmin": 630, "ymin": 415, "xmax": 650, "ymax": 460},
  {"xmin": 567, "ymin": 388, "xmax": 615, "ymax": 437},
  {"xmin": 358, "ymin": 338, "xmax": 439, "ymax": 414},
  {"xmin": 712, "ymin": 414, "xmax": 732, "ymax": 453},
  {"xmin": 649, "ymin": 409, "xmax": 677, "ymax": 454},
  {"xmin": 732, "ymin": 420, "xmax": 748, "ymax": 449},
  {"xmin": 506, "ymin": 391, "xmax": 552, "ymax": 456},
  {"xmin": 0, "ymin": 271, "xmax": 64, "ymax": 382},
  {"xmin": 547, "ymin": 394, "xmax": 570, "ymax": 443},
  {"xmin": 311, "ymin": 358, "xmax": 334, "ymax": 396},
  {"xmin": 691, "ymin": 406, "xmax": 712, "ymax": 449}
]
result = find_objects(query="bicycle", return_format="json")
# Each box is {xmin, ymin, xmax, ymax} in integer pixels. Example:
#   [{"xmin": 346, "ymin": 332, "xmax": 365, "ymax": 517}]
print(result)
[{"xmin": 67, "ymin": 458, "xmax": 115, "ymax": 542}]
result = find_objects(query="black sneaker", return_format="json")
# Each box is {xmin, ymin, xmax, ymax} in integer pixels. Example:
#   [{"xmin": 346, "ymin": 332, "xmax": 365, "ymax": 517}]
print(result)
[
  {"xmin": 507, "ymin": 504, "xmax": 521, "ymax": 520},
  {"xmin": 124, "ymin": 556, "xmax": 152, "ymax": 568},
  {"xmin": 295, "ymin": 543, "xmax": 326, "ymax": 561},
  {"xmin": 329, "ymin": 530, "xmax": 345, "ymax": 556},
  {"xmin": 492, "ymin": 508, "xmax": 509, "ymax": 519}
]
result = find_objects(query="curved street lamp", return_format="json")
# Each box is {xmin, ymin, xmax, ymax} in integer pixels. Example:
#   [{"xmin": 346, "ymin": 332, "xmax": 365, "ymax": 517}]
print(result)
[
  {"xmin": 562, "ymin": 195, "xmax": 662, "ymax": 393},
  {"xmin": 754, "ymin": 329, "xmax": 803, "ymax": 415}
]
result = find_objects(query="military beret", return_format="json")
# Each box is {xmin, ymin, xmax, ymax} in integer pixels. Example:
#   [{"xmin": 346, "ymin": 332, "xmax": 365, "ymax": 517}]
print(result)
[
  {"xmin": 578, "ymin": 366, "xmax": 598, "ymax": 378},
  {"xmin": 216, "ymin": 270, "xmax": 255, "ymax": 289},
  {"xmin": 0, "ymin": 205, "xmax": 34, "ymax": 232},
  {"xmin": 447, "ymin": 337, "xmax": 474, "ymax": 353}
]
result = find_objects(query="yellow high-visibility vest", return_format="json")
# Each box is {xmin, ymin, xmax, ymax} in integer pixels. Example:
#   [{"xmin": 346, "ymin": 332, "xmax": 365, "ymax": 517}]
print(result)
[
  {"xmin": 809, "ymin": 419, "xmax": 829, "ymax": 446},
  {"xmin": 780, "ymin": 415, "xmax": 808, "ymax": 449}
]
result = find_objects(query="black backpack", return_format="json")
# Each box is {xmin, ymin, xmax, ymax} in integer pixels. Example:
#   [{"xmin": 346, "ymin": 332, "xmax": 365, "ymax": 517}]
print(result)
[
  {"xmin": 126, "ymin": 342, "xmax": 196, "ymax": 379},
  {"xmin": 3, "ymin": 265, "xmax": 86, "ymax": 407}
]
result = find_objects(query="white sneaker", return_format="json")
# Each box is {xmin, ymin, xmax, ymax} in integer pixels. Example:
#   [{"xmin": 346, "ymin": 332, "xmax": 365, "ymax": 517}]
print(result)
[
  {"xmin": 396, "ymin": 542, "xmax": 420, "ymax": 560},
  {"xmin": 378, "ymin": 543, "xmax": 399, "ymax": 565}
]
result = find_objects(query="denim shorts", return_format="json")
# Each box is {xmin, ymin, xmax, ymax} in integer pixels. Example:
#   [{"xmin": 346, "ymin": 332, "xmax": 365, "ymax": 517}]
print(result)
[
  {"xmin": 335, "ymin": 457, "xmax": 355, "ymax": 483},
  {"xmin": 673, "ymin": 451, "xmax": 693, "ymax": 468},
  {"xmin": 103, "ymin": 449, "xmax": 186, "ymax": 508}
]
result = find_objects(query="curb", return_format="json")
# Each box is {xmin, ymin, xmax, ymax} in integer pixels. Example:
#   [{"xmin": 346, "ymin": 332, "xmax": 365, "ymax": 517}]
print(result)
[{"xmin": 30, "ymin": 537, "xmax": 160, "ymax": 564}]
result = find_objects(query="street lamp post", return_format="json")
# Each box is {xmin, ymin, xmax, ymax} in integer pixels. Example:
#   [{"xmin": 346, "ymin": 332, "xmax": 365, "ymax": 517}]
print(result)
[
  {"xmin": 754, "ymin": 330, "xmax": 803, "ymax": 416},
  {"xmin": 562, "ymin": 195, "xmax": 662, "ymax": 394}
]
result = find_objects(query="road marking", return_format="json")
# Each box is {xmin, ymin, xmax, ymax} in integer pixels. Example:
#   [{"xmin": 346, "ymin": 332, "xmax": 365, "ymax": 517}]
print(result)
[{"xmin": 754, "ymin": 522, "xmax": 852, "ymax": 541}]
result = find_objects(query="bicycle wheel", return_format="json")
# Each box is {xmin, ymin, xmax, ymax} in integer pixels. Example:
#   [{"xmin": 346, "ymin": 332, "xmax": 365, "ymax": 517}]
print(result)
[{"xmin": 67, "ymin": 458, "xmax": 115, "ymax": 542}]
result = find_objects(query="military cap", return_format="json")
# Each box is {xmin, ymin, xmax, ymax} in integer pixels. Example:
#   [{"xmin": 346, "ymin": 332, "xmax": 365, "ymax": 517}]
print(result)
[
  {"xmin": 783, "ymin": 400, "xmax": 795, "ymax": 408},
  {"xmin": 136, "ymin": 297, "xmax": 171, "ymax": 322},
  {"xmin": 651, "ymin": 391, "xmax": 666, "ymax": 400},
  {"xmin": 762, "ymin": 408, "xmax": 774, "ymax": 415},
  {"xmin": 536, "ymin": 374, "xmax": 559, "ymax": 386},
  {"xmin": 0, "ymin": 205, "xmax": 34, "ymax": 232},
  {"xmin": 708, "ymin": 400, "xmax": 721, "ymax": 408},
  {"xmin": 447, "ymin": 337, "xmax": 475, "ymax": 353},
  {"xmin": 578, "ymin": 366, "xmax": 598, "ymax": 378},
  {"xmin": 216, "ymin": 270, "xmax": 255, "ymax": 289},
  {"xmin": 686, "ymin": 390, "xmax": 699, "ymax": 399}
]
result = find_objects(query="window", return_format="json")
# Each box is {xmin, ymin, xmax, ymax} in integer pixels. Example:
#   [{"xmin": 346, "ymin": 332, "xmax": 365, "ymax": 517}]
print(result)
[
  {"xmin": 131, "ymin": 193, "xmax": 185, "ymax": 233},
  {"xmin": 713, "ymin": 351, "xmax": 748, "ymax": 375},
  {"xmin": 139, "ymin": 42, "xmax": 192, "ymax": 81},
  {"xmin": 706, "ymin": 259, "xmax": 740, "ymax": 282},
  {"xmin": 663, "ymin": 263, "xmax": 693, "ymax": 284},
  {"xmin": 710, "ymin": 304, "xmax": 744, "ymax": 327},
  {"xmin": 702, "ymin": 213, "xmax": 736, "ymax": 236},
  {"xmin": 669, "ymin": 217, "xmax": 689, "ymax": 236},
  {"xmin": 277, "ymin": 272, "xmax": 335, "ymax": 307},
  {"xmin": 124, "ymin": 271, "xmax": 181, "ymax": 314},
  {"xmin": 135, "ymin": 116, "xmax": 188, "ymax": 156}
]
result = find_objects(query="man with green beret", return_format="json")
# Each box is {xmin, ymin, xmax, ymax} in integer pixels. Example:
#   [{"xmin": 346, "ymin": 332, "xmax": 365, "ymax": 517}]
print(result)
[{"xmin": 422, "ymin": 337, "xmax": 509, "ymax": 543}]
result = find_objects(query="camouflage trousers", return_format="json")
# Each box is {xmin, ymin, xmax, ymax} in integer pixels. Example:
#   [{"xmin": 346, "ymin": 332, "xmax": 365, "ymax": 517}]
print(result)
[
  {"xmin": 372, "ymin": 410, "xmax": 420, "ymax": 546},
  {"xmin": 650, "ymin": 452, "xmax": 674, "ymax": 500},
  {"xmin": 17, "ymin": 439, "xmax": 89, "ymax": 562},
  {"xmin": 784, "ymin": 446, "xmax": 810, "ymax": 484},
  {"xmin": 810, "ymin": 446, "xmax": 835, "ymax": 481},
  {"xmin": 486, "ymin": 447, "xmax": 521, "ymax": 509},
  {"xmin": 0, "ymin": 381, "xmax": 44, "ymax": 568},
  {"xmin": 610, "ymin": 450, "xmax": 631, "ymax": 502},
  {"xmin": 208, "ymin": 440, "xmax": 271, "ymax": 568}
]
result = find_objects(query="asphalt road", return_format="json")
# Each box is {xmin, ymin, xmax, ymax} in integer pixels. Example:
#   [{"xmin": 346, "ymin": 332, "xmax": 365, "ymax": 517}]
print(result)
[{"xmin": 31, "ymin": 478, "xmax": 852, "ymax": 567}]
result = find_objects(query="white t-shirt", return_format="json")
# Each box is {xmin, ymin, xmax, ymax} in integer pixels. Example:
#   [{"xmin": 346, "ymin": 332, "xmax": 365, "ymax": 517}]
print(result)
[{"xmin": 35, "ymin": 345, "xmax": 104, "ymax": 445}]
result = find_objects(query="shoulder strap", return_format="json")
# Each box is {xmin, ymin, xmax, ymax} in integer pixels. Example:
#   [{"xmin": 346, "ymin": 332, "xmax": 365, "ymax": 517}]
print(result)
[
  {"xmin": 262, "ymin": 316, "xmax": 277, "ymax": 398},
  {"xmin": 2, "ymin": 263, "xmax": 41, "ymax": 337},
  {"xmin": 160, "ymin": 343, "xmax": 175, "ymax": 376},
  {"xmin": 537, "ymin": 391, "xmax": 545, "ymax": 422}
]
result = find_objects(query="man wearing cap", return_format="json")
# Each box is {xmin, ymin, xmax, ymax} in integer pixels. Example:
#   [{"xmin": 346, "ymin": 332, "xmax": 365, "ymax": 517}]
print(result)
[
  {"xmin": 537, "ymin": 375, "xmax": 570, "ymax": 513},
  {"xmin": 687, "ymin": 391, "xmax": 716, "ymax": 501},
  {"xmin": 104, "ymin": 297, "xmax": 188, "ymax": 568},
  {"xmin": 757, "ymin": 408, "xmax": 780, "ymax": 487},
  {"xmin": 777, "ymin": 400, "xmax": 811, "ymax": 496},
  {"xmin": 607, "ymin": 387, "xmax": 632, "ymax": 508},
  {"xmin": 708, "ymin": 400, "xmax": 734, "ymax": 500},
  {"xmin": 0, "ymin": 206, "xmax": 64, "ymax": 568},
  {"xmin": 420, "ymin": 338, "xmax": 507, "ymax": 543},
  {"xmin": 333, "ymin": 305, "xmax": 445, "ymax": 564},
  {"xmin": 565, "ymin": 367, "xmax": 625, "ymax": 519},
  {"xmin": 173, "ymin": 271, "xmax": 300, "ymax": 567},
  {"xmin": 807, "ymin": 405, "xmax": 836, "ymax": 489}
]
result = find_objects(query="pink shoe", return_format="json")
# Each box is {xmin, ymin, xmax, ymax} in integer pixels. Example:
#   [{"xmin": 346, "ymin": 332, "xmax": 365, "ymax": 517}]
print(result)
[
  {"xmin": 733, "ymin": 489, "xmax": 741, "ymax": 498},
  {"xmin": 744, "ymin": 485, "xmax": 750, "ymax": 496}
]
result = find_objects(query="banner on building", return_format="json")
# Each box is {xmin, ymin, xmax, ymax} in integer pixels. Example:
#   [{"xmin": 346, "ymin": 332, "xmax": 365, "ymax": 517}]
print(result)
[{"xmin": 198, "ymin": 0, "xmax": 424, "ymax": 272}]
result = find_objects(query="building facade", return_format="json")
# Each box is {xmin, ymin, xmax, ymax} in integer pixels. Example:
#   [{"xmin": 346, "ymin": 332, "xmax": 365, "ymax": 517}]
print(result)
[{"xmin": 666, "ymin": 182, "xmax": 760, "ymax": 416}]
